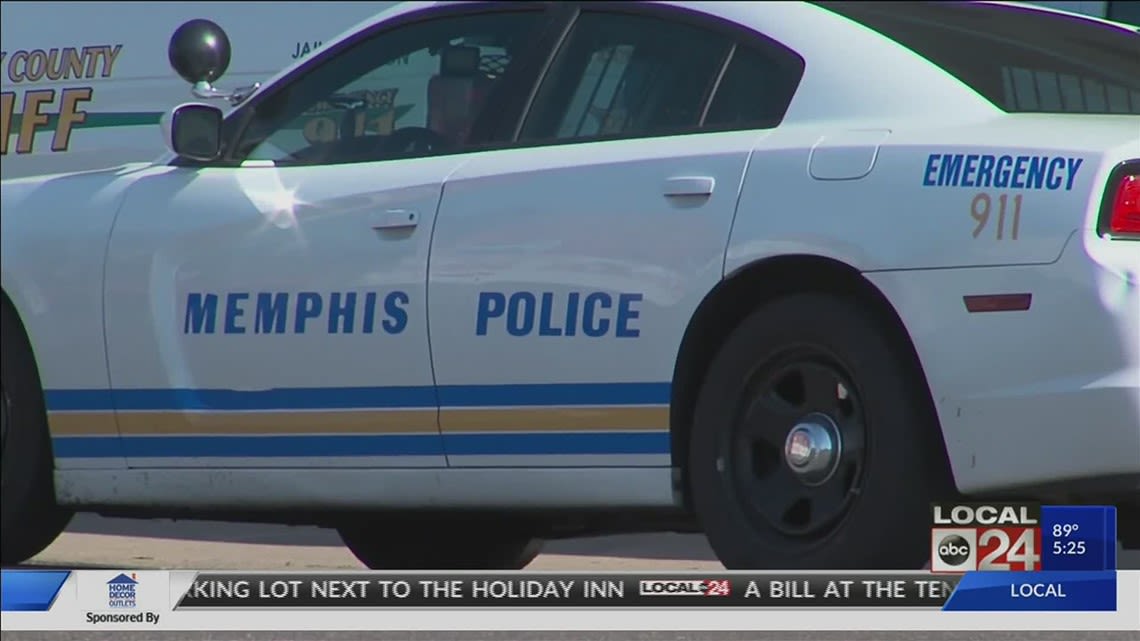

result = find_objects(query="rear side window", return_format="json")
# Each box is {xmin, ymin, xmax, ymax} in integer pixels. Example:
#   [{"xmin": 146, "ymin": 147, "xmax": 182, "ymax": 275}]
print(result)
[
  {"xmin": 702, "ymin": 43, "xmax": 805, "ymax": 130},
  {"xmin": 816, "ymin": 1, "xmax": 1140, "ymax": 114},
  {"xmin": 520, "ymin": 11, "xmax": 731, "ymax": 141}
]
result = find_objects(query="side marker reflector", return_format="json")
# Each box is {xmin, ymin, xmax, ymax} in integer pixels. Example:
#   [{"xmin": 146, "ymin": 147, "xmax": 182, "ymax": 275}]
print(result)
[{"xmin": 963, "ymin": 293, "xmax": 1032, "ymax": 313}]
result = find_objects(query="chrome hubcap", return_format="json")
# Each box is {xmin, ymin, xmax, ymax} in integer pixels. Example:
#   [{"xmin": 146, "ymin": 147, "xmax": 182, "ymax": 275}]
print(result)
[
  {"xmin": 725, "ymin": 351, "xmax": 866, "ymax": 539},
  {"xmin": 783, "ymin": 413, "xmax": 841, "ymax": 486}
]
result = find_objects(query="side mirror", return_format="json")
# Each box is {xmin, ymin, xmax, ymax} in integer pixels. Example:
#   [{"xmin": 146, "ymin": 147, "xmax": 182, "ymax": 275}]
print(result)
[
  {"xmin": 168, "ymin": 19, "xmax": 232, "ymax": 85},
  {"xmin": 163, "ymin": 103, "xmax": 223, "ymax": 161}
]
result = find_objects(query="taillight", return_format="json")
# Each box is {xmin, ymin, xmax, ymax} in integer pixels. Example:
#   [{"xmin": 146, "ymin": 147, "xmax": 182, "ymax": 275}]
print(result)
[
  {"xmin": 1100, "ymin": 160, "xmax": 1140, "ymax": 239},
  {"xmin": 1110, "ymin": 175, "xmax": 1140, "ymax": 235}
]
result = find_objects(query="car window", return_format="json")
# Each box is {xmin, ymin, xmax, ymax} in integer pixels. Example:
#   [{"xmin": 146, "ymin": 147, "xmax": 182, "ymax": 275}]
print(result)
[
  {"xmin": 816, "ymin": 1, "xmax": 1140, "ymax": 115},
  {"xmin": 702, "ymin": 43, "xmax": 805, "ymax": 130},
  {"xmin": 519, "ymin": 11, "xmax": 731, "ymax": 142},
  {"xmin": 1108, "ymin": 1, "xmax": 1140, "ymax": 26},
  {"xmin": 232, "ymin": 10, "xmax": 545, "ymax": 166}
]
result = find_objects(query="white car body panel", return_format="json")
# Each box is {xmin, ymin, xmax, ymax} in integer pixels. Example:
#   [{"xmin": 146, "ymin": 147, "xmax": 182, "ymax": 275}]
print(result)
[
  {"xmin": 727, "ymin": 116, "xmax": 1140, "ymax": 273},
  {"xmin": 0, "ymin": 1, "xmax": 397, "ymax": 180},
  {"xmin": 729, "ymin": 116, "xmax": 1140, "ymax": 493},
  {"xmin": 54, "ymin": 468, "xmax": 678, "ymax": 510},
  {"xmin": 97, "ymin": 158, "xmax": 467, "ymax": 470},
  {"xmin": 867, "ymin": 230, "xmax": 1140, "ymax": 493},
  {"xmin": 0, "ymin": 164, "xmax": 150, "ymax": 438},
  {"xmin": 1, "ymin": 0, "xmax": 1137, "ymax": 514},
  {"xmin": 429, "ymin": 131, "xmax": 760, "ymax": 468}
]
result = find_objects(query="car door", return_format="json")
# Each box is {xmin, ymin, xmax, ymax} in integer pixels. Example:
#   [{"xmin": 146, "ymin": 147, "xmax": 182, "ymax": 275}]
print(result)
[
  {"xmin": 428, "ymin": 4, "xmax": 806, "ymax": 467},
  {"xmin": 102, "ymin": 4, "xmax": 554, "ymax": 469}
]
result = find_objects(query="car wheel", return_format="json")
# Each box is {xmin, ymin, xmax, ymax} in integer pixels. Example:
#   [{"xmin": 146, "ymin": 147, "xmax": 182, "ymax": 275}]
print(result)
[
  {"xmin": 1, "ymin": 302, "xmax": 73, "ymax": 565},
  {"xmin": 338, "ymin": 518, "xmax": 544, "ymax": 570},
  {"xmin": 688, "ymin": 293, "xmax": 949, "ymax": 569}
]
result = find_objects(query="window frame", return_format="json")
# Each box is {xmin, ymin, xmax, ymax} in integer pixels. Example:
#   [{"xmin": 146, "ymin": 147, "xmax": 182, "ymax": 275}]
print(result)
[
  {"xmin": 510, "ymin": 1, "xmax": 807, "ymax": 148},
  {"xmin": 172, "ymin": 1, "xmax": 564, "ymax": 169}
]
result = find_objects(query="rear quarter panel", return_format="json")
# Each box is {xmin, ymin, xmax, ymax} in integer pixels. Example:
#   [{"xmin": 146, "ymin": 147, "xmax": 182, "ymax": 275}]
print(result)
[
  {"xmin": 725, "ymin": 114, "xmax": 1138, "ymax": 491},
  {"xmin": 726, "ymin": 115, "xmax": 1139, "ymax": 273}
]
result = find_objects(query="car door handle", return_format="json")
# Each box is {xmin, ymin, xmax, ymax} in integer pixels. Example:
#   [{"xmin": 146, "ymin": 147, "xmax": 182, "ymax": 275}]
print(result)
[
  {"xmin": 372, "ymin": 209, "xmax": 419, "ymax": 230},
  {"xmin": 663, "ymin": 176, "xmax": 715, "ymax": 197}
]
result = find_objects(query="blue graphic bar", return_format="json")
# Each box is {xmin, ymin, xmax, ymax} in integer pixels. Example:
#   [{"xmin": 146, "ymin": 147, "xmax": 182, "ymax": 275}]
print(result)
[
  {"xmin": 1041, "ymin": 505, "xmax": 1117, "ymax": 571},
  {"xmin": 0, "ymin": 570, "xmax": 70, "ymax": 612},
  {"xmin": 53, "ymin": 430, "xmax": 674, "ymax": 459},
  {"xmin": 44, "ymin": 381, "xmax": 674, "ymax": 411},
  {"xmin": 943, "ymin": 570, "xmax": 1116, "ymax": 611}
]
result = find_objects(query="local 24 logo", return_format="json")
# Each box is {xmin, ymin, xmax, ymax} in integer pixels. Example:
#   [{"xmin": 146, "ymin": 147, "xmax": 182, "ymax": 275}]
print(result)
[
  {"xmin": 638, "ymin": 579, "xmax": 731, "ymax": 596},
  {"xmin": 930, "ymin": 503, "xmax": 1042, "ymax": 573}
]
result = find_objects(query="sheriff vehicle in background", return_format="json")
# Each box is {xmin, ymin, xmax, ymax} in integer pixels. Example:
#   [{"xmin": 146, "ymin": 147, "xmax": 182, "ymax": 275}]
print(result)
[{"xmin": 0, "ymin": 1, "xmax": 393, "ymax": 179}]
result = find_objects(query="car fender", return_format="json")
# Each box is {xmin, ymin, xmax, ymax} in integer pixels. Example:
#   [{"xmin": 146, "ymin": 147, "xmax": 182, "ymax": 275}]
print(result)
[{"xmin": 0, "ymin": 164, "xmax": 149, "ymax": 394}]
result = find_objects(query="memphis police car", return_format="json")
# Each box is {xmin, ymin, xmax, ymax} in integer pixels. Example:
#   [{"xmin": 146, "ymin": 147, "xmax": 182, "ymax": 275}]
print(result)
[{"xmin": 2, "ymin": 1, "xmax": 1138, "ymax": 570}]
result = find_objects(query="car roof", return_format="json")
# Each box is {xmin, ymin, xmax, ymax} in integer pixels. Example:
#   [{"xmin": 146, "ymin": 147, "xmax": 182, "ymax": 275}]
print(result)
[{"xmin": 227, "ymin": 0, "xmax": 1137, "ymax": 128}]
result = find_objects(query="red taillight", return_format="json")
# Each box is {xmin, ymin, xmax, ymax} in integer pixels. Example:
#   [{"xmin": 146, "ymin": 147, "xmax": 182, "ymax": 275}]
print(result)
[{"xmin": 1110, "ymin": 174, "xmax": 1140, "ymax": 236}]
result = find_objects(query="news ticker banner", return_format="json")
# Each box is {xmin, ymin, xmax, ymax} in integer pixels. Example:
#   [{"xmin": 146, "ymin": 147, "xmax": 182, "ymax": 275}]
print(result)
[
  {"xmin": 3, "ymin": 570, "xmax": 1137, "ymax": 631},
  {"xmin": 0, "ymin": 569, "xmax": 1121, "ymax": 612}
]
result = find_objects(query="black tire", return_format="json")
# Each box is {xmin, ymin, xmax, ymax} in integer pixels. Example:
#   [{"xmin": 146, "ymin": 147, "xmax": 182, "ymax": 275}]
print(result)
[
  {"xmin": 338, "ymin": 517, "xmax": 544, "ymax": 570},
  {"xmin": 688, "ymin": 293, "xmax": 950, "ymax": 569},
  {"xmin": 1, "ymin": 301, "xmax": 73, "ymax": 565}
]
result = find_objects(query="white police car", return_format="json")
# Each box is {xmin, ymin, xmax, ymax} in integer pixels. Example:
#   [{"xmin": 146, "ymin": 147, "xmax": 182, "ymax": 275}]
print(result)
[{"xmin": 2, "ymin": 1, "xmax": 1138, "ymax": 570}]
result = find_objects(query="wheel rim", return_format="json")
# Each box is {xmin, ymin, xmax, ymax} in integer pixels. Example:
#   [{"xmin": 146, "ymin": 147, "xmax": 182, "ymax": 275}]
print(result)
[{"xmin": 722, "ymin": 346, "xmax": 867, "ymax": 542}]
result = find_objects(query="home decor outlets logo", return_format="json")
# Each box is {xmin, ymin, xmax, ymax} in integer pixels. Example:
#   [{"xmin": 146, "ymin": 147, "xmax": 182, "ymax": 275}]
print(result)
[{"xmin": 107, "ymin": 573, "xmax": 138, "ymax": 608}]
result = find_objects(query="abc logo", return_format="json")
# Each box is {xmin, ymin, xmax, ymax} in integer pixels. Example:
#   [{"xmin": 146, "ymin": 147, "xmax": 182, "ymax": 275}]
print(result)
[{"xmin": 937, "ymin": 534, "xmax": 972, "ymax": 566}]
